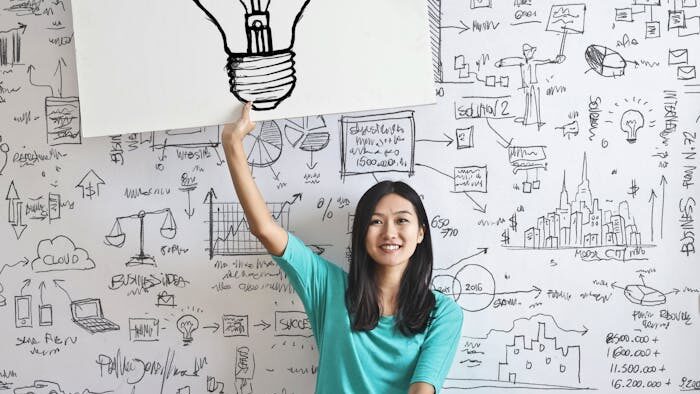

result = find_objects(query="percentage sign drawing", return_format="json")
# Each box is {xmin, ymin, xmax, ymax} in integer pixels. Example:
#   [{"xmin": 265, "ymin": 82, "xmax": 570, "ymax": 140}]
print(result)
[{"xmin": 317, "ymin": 197, "xmax": 334, "ymax": 221}]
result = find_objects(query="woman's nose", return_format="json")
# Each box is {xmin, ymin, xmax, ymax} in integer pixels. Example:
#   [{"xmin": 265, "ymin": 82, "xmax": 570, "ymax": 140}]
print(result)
[{"xmin": 382, "ymin": 222, "xmax": 397, "ymax": 238}]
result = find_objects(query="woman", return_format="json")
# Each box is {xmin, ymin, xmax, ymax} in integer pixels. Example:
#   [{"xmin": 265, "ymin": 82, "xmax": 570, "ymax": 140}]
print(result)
[{"xmin": 223, "ymin": 103, "xmax": 462, "ymax": 394}]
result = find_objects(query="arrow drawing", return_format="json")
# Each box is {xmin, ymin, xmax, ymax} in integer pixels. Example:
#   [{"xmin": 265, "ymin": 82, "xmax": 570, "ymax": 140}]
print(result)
[
  {"xmin": 416, "ymin": 133, "xmax": 455, "ymax": 147},
  {"xmin": 659, "ymin": 175, "xmax": 667, "ymax": 239},
  {"xmin": 253, "ymin": 320, "xmax": 271, "ymax": 331},
  {"xmin": 183, "ymin": 188, "xmax": 195, "ymax": 219},
  {"xmin": 435, "ymin": 248, "xmax": 488, "ymax": 271},
  {"xmin": 6, "ymin": 180, "xmax": 27, "ymax": 239},
  {"xmin": 204, "ymin": 322, "xmax": 220, "ymax": 333},
  {"xmin": 53, "ymin": 57, "xmax": 67, "ymax": 98},
  {"xmin": 76, "ymin": 169, "xmax": 105, "ymax": 199},
  {"xmin": 415, "ymin": 163, "xmax": 487, "ymax": 213},
  {"xmin": 648, "ymin": 188, "xmax": 656, "ymax": 242},
  {"xmin": 53, "ymin": 279, "xmax": 72, "ymax": 302},
  {"xmin": 27, "ymin": 65, "xmax": 55, "ymax": 96},
  {"xmin": 20, "ymin": 279, "xmax": 31, "ymax": 295},
  {"xmin": 440, "ymin": 20, "xmax": 471, "ymax": 34}
]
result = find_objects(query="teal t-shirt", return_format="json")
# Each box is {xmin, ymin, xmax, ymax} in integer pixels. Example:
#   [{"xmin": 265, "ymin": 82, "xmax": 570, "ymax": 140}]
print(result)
[{"xmin": 272, "ymin": 232, "xmax": 463, "ymax": 394}]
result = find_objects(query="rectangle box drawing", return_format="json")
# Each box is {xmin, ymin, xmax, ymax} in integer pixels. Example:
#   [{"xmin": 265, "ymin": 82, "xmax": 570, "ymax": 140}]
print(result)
[
  {"xmin": 340, "ymin": 111, "xmax": 415, "ymax": 179},
  {"xmin": 453, "ymin": 166, "xmax": 488, "ymax": 193}
]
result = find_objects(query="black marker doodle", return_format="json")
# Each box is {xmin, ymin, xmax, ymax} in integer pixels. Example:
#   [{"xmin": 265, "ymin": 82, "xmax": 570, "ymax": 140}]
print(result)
[
  {"xmin": 447, "ymin": 314, "xmax": 590, "ymax": 390},
  {"xmin": 129, "ymin": 317, "xmax": 160, "ymax": 342},
  {"xmin": 222, "ymin": 314, "xmax": 249, "ymax": 337},
  {"xmin": 282, "ymin": 116, "xmax": 330, "ymax": 170},
  {"xmin": 274, "ymin": 311, "xmax": 312, "ymax": 337},
  {"xmin": 176, "ymin": 314, "xmax": 199, "ymax": 346},
  {"xmin": 612, "ymin": 274, "xmax": 678, "ymax": 306},
  {"xmin": 205, "ymin": 189, "xmax": 299, "ymax": 258},
  {"xmin": 608, "ymin": 96, "xmax": 655, "ymax": 144},
  {"xmin": 414, "ymin": 163, "xmax": 488, "ymax": 213},
  {"xmin": 14, "ymin": 294, "xmax": 31, "ymax": 328},
  {"xmin": 0, "ymin": 135, "xmax": 9, "ymax": 175},
  {"xmin": 6, "ymin": 180, "xmax": 27, "ymax": 239},
  {"xmin": 150, "ymin": 126, "xmax": 221, "ymax": 164},
  {"xmin": 105, "ymin": 209, "xmax": 177, "ymax": 267},
  {"xmin": 519, "ymin": 154, "xmax": 645, "ymax": 251},
  {"xmin": 0, "ymin": 23, "xmax": 25, "ymax": 66},
  {"xmin": 508, "ymin": 146, "xmax": 548, "ymax": 194},
  {"xmin": 13, "ymin": 380, "xmax": 65, "ymax": 394},
  {"xmin": 32, "ymin": 235, "xmax": 95, "ymax": 273},
  {"xmin": 70, "ymin": 298, "xmax": 120, "ymax": 334},
  {"xmin": 75, "ymin": 169, "xmax": 104, "ymax": 200},
  {"xmin": 495, "ymin": 43, "xmax": 566, "ymax": 129},
  {"xmin": 340, "ymin": 111, "xmax": 416, "ymax": 180},
  {"xmin": 192, "ymin": 0, "xmax": 311, "ymax": 110},
  {"xmin": 207, "ymin": 376, "xmax": 225, "ymax": 394},
  {"xmin": 614, "ymin": 0, "xmax": 662, "ymax": 39},
  {"xmin": 27, "ymin": 60, "xmax": 81, "ymax": 146},
  {"xmin": 668, "ymin": 1, "xmax": 700, "ymax": 37},
  {"xmin": 156, "ymin": 290, "xmax": 177, "ymax": 308},
  {"xmin": 585, "ymin": 45, "xmax": 628, "ymax": 77},
  {"xmin": 243, "ymin": 120, "xmax": 284, "ymax": 181},
  {"xmin": 555, "ymin": 120, "xmax": 580, "ymax": 139},
  {"xmin": 546, "ymin": 4, "xmax": 586, "ymax": 59},
  {"xmin": 235, "ymin": 346, "xmax": 255, "ymax": 394}
]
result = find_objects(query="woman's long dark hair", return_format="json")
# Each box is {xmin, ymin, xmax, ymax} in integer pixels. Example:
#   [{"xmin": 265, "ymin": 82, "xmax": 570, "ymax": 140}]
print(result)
[{"xmin": 345, "ymin": 181, "xmax": 435, "ymax": 336}]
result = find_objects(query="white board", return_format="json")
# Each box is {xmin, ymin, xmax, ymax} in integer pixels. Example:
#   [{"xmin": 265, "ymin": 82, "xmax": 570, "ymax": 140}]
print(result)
[{"xmin": 70, "ymin": 0, "xmax": 435, "ymax": 137}]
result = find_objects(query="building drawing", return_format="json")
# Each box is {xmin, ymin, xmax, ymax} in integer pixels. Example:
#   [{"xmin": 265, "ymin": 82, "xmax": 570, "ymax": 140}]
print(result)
[
  {"xmin": 523, "ymin": 154, "xmax": 641, "ymax": 249},
  {"xmin": 498, "ymin": 322, "xmax": 581, "ymax": 385}
]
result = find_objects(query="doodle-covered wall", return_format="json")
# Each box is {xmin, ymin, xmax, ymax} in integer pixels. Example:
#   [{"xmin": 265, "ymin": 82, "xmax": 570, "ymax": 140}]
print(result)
[{"xmin": 0, "ymin": 1, "xmax": 698, "ymax": 393}]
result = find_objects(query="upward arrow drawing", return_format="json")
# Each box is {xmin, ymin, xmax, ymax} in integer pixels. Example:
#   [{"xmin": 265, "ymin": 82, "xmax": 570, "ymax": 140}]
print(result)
[
  {"xmin": 659, "ymin": 175, "xmax": 667, "ymax": 239},
  {"xmin": 76, "ymin": 169, "xmax": 105, "ymax": 199}
]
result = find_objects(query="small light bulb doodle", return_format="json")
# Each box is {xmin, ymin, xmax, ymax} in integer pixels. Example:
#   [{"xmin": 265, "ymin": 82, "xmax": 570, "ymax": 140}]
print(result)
[
  {"xmin": 620, "ymin": 109, "xmax": 644, "ymax": 143},
  {"xmin": 176, "ymin": 314, "xmax": 199, "ymax": 345}
]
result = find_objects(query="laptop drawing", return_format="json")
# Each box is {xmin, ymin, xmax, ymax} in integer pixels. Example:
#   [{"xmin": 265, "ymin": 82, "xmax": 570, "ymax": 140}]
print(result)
[{"xmin": 70, "ymin": 298, "xmax": 120, "ymax": 334}]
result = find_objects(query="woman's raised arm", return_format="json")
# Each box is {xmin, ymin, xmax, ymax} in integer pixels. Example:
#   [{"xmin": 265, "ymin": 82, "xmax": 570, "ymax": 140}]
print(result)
[{"xmin": 221, "ymin": 102, "xmax": 288, "ymax": 256}]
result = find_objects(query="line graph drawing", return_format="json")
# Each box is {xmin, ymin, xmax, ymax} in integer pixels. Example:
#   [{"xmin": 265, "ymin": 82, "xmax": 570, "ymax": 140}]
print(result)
[{"xmin": 205, "ymin": 189, "xmax": 300, "ymax": 258}]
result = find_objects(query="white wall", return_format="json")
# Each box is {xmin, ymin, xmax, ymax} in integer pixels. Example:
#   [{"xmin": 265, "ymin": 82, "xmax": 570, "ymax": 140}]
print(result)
[{"xmin": 0, "ymin": 0, "xmax": 698, "ymax": 393}]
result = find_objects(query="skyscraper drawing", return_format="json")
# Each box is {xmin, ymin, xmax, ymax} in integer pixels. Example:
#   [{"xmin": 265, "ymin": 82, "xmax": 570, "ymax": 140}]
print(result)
[{"xmin": 523, "ymin": 154, "xmax": 641, "ymax": 249}]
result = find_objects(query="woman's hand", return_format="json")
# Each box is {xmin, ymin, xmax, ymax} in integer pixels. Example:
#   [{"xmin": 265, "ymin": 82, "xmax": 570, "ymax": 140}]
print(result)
[{"xmin": 222, "ymin": 102, "xmax": 256, "ymax": 147}]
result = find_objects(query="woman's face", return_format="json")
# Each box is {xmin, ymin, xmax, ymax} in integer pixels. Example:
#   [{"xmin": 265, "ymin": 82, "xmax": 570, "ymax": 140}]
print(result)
[{"xmin": 364, "ymin": 193, "xmax": 424, "ymax": 271}]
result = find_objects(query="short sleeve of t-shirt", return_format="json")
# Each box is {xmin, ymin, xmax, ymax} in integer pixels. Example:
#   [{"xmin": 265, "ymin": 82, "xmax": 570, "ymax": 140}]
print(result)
[
  {"xmin": 271, "ymin": 232, "xmax": 341, "ymax": 339},
  {"xmin": 410, "ymin": 293, "xmax": 463, "ymax": 392}
]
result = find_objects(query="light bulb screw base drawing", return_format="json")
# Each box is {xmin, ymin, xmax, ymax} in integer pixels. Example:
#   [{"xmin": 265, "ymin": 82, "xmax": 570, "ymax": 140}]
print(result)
[{"xmin": 227, "ymin": 50, "xmax": 297, "ymax": 110}]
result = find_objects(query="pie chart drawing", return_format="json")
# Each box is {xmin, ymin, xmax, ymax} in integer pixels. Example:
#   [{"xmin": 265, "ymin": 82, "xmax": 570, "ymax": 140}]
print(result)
[
  {"xmin": 284, "ymin": 116, "xmax": 330, "ymax": 152},
  {"xmin": 244, "ymin": 120, "xmax": 283, "ymax": 168}
]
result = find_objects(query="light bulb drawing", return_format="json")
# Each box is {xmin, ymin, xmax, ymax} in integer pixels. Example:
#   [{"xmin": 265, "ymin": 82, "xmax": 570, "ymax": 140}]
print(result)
[
  {"xmin": 620, "ymin": 109, "xmax": 644, "ymax": 143},
  {"xmin": 192, "ymin": 0, "xmax": 312, "ymax": 110},
  {"xmin": 105, "ymin": 209, "xmax": 177, "ymax": 267},
  {"xmin": 176, "ymin": 314, "xmax": 199, "ymax": 345}
]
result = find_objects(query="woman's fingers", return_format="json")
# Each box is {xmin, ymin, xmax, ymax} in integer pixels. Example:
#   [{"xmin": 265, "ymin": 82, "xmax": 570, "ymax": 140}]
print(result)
[{"xmin": 241, "ymin": 101, "xmax": 252, "ymax": 121}]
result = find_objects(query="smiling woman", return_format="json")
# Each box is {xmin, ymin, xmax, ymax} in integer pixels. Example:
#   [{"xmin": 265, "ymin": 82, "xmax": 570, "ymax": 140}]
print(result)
[{"xmin": 222, "ymin": 103, "xmax": 463, "ymax": 394}]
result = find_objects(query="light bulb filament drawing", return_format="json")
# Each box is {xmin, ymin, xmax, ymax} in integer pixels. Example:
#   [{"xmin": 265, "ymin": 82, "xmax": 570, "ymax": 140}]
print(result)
[
  {"xmin": 192, "ymin": 0, "xmax": 312, "ymax": 110},
  {"xmin": 105, "ymin": 209, "xmax": 177, "ymax": 267}
]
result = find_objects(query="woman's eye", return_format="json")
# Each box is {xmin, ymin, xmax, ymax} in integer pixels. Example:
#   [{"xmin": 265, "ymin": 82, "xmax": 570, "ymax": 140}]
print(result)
[
  {"xmin": 370, "ymin": 219, "xmax": 382, "ymax": 225},
  {"xmin": 397, "ymin": 218, "xmax": 409, "ymax": 224}
]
